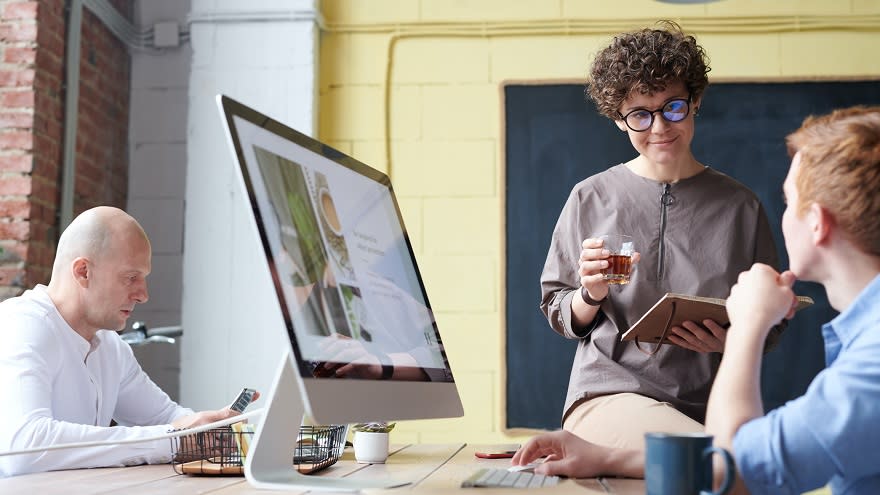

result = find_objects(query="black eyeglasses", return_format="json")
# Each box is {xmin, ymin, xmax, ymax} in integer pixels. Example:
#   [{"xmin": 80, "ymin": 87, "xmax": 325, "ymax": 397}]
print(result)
[{"xmin": 617, "ymin": 98, "xmax": 691, "ymax": 132}]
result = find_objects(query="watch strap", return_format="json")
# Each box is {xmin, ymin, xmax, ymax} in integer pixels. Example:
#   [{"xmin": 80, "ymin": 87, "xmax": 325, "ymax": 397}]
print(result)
[
  {"xmin": 580, "ymin": 286, "xmax": 607, "ymax": 306},
  {"xmin": 377, "ymin": 352, "xmax": 394, "ymax": 380}
]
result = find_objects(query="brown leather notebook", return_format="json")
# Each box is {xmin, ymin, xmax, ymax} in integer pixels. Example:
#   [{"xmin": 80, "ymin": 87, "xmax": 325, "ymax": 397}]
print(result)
[{"xmin": 620, "ymin": 293, "xmax": 814, "ymax": 347}]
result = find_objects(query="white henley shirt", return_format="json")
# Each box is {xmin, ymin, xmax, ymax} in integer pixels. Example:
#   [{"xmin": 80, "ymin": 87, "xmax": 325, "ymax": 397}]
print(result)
[{"xmin": 0, "ymin": 285, "xmax": 193, "ymax": 477}]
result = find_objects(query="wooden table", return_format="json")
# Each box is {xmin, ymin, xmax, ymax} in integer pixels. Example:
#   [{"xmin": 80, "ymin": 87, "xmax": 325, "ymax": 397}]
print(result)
[{"xmin": 0, "ymin": 444, "xmax": 644, "ymax": 494}]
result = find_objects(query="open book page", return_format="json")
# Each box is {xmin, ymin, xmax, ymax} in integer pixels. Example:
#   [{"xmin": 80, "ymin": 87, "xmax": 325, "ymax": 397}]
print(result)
[{"xmin": 620, "ymin": 293, "xmax": 814, "ymax": 345}]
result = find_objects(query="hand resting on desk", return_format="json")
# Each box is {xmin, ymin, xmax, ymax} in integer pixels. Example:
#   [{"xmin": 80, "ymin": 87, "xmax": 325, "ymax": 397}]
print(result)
[{"xmin": 511, "ymin": 430, "xmax": 644, "ymax": 479}]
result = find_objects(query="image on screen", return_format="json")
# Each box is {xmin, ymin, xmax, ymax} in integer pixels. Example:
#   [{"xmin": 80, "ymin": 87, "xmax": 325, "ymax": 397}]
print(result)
[{"xmin": 230, "ymin": 115, "xmax": 454, "ymax": 383}]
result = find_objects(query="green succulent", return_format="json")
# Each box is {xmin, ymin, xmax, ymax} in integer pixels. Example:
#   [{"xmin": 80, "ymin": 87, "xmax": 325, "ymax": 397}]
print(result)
[{"xmin": 352, "ymin": 422, "xmax": 395, "ymax": 433}]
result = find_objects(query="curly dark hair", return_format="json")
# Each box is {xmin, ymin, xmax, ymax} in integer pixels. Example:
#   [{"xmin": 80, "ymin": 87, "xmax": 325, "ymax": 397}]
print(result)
[{"xmin": 586, "ymin": 21, "xmax": 710, "ymax": 120}]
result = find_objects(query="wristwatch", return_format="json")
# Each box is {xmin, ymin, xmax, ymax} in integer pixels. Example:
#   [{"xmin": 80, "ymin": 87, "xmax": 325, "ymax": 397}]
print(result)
[
  {"xmin": 580, "ymin": 286, "xmax": 607, "ymax": 306},
  {"xmin": 380, "ymin": 363, "xmax": 394, "ymax": 380}
]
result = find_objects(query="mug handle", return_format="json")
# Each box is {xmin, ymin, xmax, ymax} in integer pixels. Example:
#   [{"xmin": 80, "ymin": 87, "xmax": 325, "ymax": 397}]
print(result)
[{"xmin": 700, "ymin": 446, "xmax": 735, "ymax": 495}]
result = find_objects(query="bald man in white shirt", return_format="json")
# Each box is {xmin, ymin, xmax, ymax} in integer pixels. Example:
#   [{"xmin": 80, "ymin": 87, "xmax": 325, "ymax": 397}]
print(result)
[{"xmin": 0, "ymin": 206, "xmax": 249, "ymax": 477}]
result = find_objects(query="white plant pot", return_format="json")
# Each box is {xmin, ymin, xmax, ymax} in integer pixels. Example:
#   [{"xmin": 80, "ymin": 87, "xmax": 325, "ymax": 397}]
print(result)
[{"xmin": 353, "ymin": 431, "xmax": 390, "ymax": 464}]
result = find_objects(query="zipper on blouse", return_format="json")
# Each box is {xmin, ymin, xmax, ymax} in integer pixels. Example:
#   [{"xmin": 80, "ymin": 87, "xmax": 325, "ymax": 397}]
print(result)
[{"xmin": 658, "ymin": 183, "xmax": 674, "ymax": 280}]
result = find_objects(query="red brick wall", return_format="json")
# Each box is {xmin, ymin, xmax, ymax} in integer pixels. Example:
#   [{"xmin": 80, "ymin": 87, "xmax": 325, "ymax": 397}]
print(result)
[{"xmin": 0, "ymin": 0, "xmax": 132, "ymax": 299}]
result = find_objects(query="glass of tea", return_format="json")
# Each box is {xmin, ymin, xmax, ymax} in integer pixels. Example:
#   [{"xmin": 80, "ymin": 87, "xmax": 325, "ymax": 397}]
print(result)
[{"xmin": 598, "ymin": 234, "xmax": 635, "ymax": 285}]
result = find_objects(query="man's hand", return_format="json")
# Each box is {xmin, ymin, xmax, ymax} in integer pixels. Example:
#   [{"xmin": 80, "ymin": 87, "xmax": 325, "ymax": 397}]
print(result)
[
  {"xmin": 727, "ymin": 264, "xmax": 797, "ymax": 338},
  {"xmin": 172, "ymin": 391, "xmax": 260, "ymax": 430},
  {"xmin": 511, "ymin": 430, "xmax": 642, "ymax": 479},
  {"xmin": 668, "ymin": 319, "xmax": 727, "ymax": 353}
]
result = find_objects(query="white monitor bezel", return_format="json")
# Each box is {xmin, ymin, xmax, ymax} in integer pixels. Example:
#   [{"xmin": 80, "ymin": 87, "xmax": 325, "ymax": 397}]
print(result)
[{"xmin": 217, "ymin": 94, "xmax": 464, "ymax": 426}]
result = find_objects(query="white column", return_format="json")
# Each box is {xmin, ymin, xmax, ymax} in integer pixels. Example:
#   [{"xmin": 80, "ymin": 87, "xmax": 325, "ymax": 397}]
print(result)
[
  {"xmin": 183, "ymin": 0, "xmax": 319, "ymax": 409},
  {"xmin": 128, "ymin": 0, "xmax": 193, "ymax": 402}
]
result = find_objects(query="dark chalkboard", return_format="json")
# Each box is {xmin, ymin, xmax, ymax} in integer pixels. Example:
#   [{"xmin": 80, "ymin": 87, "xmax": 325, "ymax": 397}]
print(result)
[{"xmin": 505, "ymin": 81, "xmax": 880, "ymax": 431}]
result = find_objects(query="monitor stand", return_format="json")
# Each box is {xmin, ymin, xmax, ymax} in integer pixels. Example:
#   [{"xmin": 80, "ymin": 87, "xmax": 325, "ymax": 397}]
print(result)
[{"xmin": 244, "ymin": 354, "xmax": 410, "ymax": 491}]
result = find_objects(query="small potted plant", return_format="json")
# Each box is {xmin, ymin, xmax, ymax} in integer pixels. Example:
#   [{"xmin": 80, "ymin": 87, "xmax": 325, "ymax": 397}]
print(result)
[{"xmin": 351, "ymin": 422, "xmax": 395, "ymax": 464}]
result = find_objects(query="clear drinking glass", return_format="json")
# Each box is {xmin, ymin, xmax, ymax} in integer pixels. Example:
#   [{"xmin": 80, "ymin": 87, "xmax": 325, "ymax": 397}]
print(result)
[{"xmin": 598, "ymin": 234, "xmax": 635, "ymax": 285}]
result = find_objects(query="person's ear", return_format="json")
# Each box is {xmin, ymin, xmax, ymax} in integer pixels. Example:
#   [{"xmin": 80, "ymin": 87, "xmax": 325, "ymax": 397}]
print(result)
[
  {"xmin": 690, "ymin": 95, "xmax": 702, "ymax": 117},
  {"xmin": 614, "ymin": 119, "xmax": 628, "ymax": 132},
  {"xmin": 808, "ymin": 203, "xmax": 833, "ymax": 246},
  {"xmin": 72, "ymin": 257, "xmax": 90, "ymax": 287}
]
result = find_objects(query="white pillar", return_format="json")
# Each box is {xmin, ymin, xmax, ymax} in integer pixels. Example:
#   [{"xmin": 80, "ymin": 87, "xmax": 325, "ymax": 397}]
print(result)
[
  {"xmin": 128, "ymin": 0, "xmax": 193, "ymax": 402},
  {"xmin": 183, "ymin": 0, "xmax": 319, "ymax": 409}
]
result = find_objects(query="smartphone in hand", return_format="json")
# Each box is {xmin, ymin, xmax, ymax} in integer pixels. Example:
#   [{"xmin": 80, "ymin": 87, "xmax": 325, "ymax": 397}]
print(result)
[{"xmin": 230, "ymin": 388, "xmax": 257, "ymax": 413}]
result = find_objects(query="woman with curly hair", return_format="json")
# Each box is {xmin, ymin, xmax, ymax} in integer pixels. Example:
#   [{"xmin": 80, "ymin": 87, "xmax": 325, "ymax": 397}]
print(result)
[{"xmin": 533, "ymin": 21, "xmax": 779, "ymax": 463}]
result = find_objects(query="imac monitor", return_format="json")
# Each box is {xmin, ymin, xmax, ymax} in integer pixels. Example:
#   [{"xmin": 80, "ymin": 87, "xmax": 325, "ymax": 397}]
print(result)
[{"xmin": 216, "ymin": 95, "xmax": 464, "ymax": 490}]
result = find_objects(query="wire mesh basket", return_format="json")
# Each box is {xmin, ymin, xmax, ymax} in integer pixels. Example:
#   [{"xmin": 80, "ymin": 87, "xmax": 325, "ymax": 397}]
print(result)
[
  {"xmin": 171, "ymin": 423, "xmax": 346, "ymax": 476},
  {"xmin": 294, "ymin": 425, "xmax": 347, "ymax": 473}
]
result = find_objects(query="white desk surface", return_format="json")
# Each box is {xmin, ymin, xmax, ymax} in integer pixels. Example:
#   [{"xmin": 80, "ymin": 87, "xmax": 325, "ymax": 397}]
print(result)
[{"xmin": 0, "ymin": 444, "xmax": 644, "ymax": 494}]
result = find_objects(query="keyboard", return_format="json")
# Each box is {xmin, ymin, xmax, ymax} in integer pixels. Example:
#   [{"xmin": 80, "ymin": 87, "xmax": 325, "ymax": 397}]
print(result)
[{"xmin": 461, "ymin": 467, "xmax": 560, "ymax": 489}]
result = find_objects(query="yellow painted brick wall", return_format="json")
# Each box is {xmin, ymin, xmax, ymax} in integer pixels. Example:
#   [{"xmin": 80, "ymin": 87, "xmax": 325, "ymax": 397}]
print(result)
[{"xmin": 318, "ymin": 0, "xmax": 880, "ymax": 446}]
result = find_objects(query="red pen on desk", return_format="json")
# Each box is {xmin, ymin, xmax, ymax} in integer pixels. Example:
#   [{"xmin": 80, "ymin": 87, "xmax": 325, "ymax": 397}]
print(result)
[{"xmin": 474, "ymin": 450, "xmax": 517, "ymax": 459}]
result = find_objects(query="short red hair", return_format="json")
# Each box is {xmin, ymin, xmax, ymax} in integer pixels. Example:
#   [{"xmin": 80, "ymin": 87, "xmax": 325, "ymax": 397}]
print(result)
[{"xmin": 786, "ymin": 106, "xmax": 880, "ymax": 257}]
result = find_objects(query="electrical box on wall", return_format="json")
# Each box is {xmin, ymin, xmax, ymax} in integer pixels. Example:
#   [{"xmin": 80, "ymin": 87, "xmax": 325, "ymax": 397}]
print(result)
[{"xmin": 153, "ymin": 22, "xmax": 180, "ymax": 48}]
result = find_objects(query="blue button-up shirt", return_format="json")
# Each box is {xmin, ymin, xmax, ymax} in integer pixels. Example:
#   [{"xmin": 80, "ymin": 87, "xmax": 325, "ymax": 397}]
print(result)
[{"xmin": 733, "ymin": 274, "xmax": 880, "ymax": 494}]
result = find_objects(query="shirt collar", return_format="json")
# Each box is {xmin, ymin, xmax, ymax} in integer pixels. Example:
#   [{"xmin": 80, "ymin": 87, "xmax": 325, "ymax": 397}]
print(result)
[
  {"xmin": 32, "ymin": 285, "xmax": 103, "ymax": 361},
  {"xmin": 823, "ymin": 273, "xmax": 880, "ymax": 353}
]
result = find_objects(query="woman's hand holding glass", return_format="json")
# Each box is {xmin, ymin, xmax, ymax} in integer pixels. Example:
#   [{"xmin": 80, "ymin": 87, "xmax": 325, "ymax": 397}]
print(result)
[{"xmin": 578, "ymin": 237, "xmax": 640, "ymax": 301}]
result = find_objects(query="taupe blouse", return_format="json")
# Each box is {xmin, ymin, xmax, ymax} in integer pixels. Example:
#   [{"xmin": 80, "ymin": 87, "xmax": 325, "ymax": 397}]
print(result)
[{"xmin": 540, "ymin": 164, "xmax": 778, "ymax": 424}]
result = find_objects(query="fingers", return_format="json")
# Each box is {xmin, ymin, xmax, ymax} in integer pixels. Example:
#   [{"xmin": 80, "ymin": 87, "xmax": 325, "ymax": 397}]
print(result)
[
  {"xmin": 512, "ymin": 435, "xmax": 558, "ymax": 466},
  {"xmin": 786, "ymin": 298, "xmax": 798, "ymax": 320},
  {"xmin": 216, "ymin": 408, "xmax": 239, "ymax": 421},
  {"xmin": 578, "ymin": 238, "xmax": 639, "ymax": 297},
  {"xmin": 668, "ymin": 322, "xmax": 710, "ymax": 352},
  {"xmin": 728, "ymin": 264, "xmax": 796, "ymax": 330},
  {"xmin": 579, "ymin": 238, "xmax": 610, "ymax": 263},
  {"xmin": 511, "ymin": 441, "xmax": 540, "ymax": 465},
  {"xmin": 578, "ymin": 259, "xmax": 609, "ymax": 275},
  {"xmin": 581, "ymin": 237, "xmax": 605, "ymax": 250},
  {"xmin": 780, "ymin": 270, "xmax": 799, "ymax": 319},
  {"xmin": 701, "ymin": 318, "xmax": 728, "ymax": 343},
  {"xmin": 666, "ymin": 332, "xmax": 703, "ymax": 353},
  {"xmin": 577, "ymin": 238, "xmax": 614, "ymax": 301},
  {"xmin": 668, "ymin": 320, "xmax": 726, "ymax": 353},
  {"xmin": 334, "ymin": 363, "xmax": 355, "ymax": 375},
  {"xmin": 172, "ymin": 403, "xmax": 260, "ymax": 431},
  {"xmin": 534, "ymin": 457, "xmax": 577, "ymax": 478},
  {"xmin": 667, "ymin": 332, "xmax": 708, "ymax": 353},
  {"xmin": 172, "ymin": 411, "xmax": 223, "ymax": 430},
  {"xmin": 748, "ymin": 262, "xmax": 777, "ymax": 277},
  {"xmin": 515, "ymin": 430, "xmax": 603, "ymax": 479},
  {"xmin": 512, "ymin": 430, "xmax": 575, "ymax": 466},
  {"xmin": 579, "ymin": 273, "xmax": 606, "ymax": 288}
]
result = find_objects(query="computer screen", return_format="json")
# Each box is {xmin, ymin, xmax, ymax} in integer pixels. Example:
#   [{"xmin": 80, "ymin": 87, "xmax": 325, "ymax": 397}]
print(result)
[{"xmin": 217, "ymin": 95, "xmax": 464, "ymax": 490}]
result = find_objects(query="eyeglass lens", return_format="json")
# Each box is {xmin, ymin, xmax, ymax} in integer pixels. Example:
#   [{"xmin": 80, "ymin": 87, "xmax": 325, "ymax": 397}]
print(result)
[{"xmin": 622, "ymin": 99, "xmax": 690, "ymax": 132}]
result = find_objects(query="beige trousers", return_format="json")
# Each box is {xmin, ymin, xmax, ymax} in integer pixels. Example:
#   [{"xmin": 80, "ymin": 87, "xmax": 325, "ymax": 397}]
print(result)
[{"xmin": 562, "ymin": 393, "xmax": 703, "ymax": 452}]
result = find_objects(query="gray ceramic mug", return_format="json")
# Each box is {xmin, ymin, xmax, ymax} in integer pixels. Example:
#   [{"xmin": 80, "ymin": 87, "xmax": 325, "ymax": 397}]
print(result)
[{"xmin": 644, "ymin": 432, "xmax": 735, "ymax": 495}]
